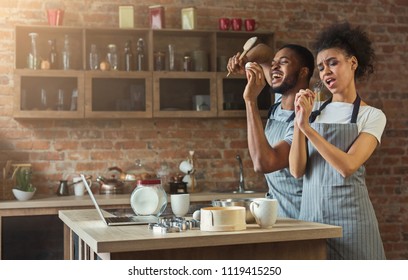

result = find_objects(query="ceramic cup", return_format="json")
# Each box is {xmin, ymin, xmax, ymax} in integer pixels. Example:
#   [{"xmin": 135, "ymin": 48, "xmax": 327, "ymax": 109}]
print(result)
[
  {"xmin": 231, "ymin": 18, "xmax": 242, "ymax": 31},
  {"xmin": 47, "ymin": 9, "xmax": 64, "ymax": 26},
  {"xmin": 72, "ymin": 176, "xmax": 92, "ymax": 196},
  {"xmin": 244, "ymin": 19, "xmax": 258, "ymax": 31},
  {"xmin": 250, "ymin": 198, "xmax": 278, "ymax": 228},
  {"xmin": 219, "ymin": 18, "xmax": 230, "ymax": 30},
  {"xmin": 171, "ymin": 193, "xmax": 190, "ymax": 217},
  {"xmin": 179, "ymin": 160, "xmax": 193, "ymax": 174}
]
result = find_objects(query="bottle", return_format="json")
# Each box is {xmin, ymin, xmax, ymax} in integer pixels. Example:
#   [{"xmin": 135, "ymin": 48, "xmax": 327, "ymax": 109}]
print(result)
[
  {"xmin": 70, "ymin": 88, "xmax": 78, "ymax": 111},
  {"xmin": 89, "ymin": 44, "xmax": 99, "ymax": 70},
  {"xmin": 106, "ymin": 44, "xmax": 118, "ymax": 70},
  {"xmin": 61, "ymin": 34, "xmax": 71, "ymax": 70},
  {"xmin": 57, "ymin": 89, "xmax": 64, "ymax": 111},
  {"xmin": 183, "ymin": 55, "xmax": 192, "ymax": 71},
  {"xmin": 27, "ymin": 32, "xmax": 39, "ymax": 69},
  {"xmin": 154, "ymin": 51, "xmax": 165, "ymax": 71},
  {"xmin": 136, "ymin": 38, "xmax": 145, "ymax": 71},
  {"xmin": 124, "ymin": 40, "xmax": 134, "ymax": 71},
  {"xmin": 40, "ymin": 88, "xmax": 47, "ymax": 110},
  {"xmin": 48, "ymin": 39, "xmax": 58, "ymax": 69}
]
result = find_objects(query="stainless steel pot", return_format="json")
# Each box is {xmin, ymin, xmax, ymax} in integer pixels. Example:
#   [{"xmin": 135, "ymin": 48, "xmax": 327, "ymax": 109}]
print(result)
[
  {"xmin": 97, "ymin": 175, "xmax": 125, "ymax": 194},
  {"xmin": 212, "ymin": 198, "xmax": 256, "ymax": 223}
]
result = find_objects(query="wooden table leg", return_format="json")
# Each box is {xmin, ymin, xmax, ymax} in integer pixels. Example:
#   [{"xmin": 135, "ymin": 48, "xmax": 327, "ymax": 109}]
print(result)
[
  {"xmin": 0, "ymin": 216, "xmax": 2, "ymax": 260},
  {"xmin": 63, "ymin": 223, "xmax": 72, "ymax": 260}
]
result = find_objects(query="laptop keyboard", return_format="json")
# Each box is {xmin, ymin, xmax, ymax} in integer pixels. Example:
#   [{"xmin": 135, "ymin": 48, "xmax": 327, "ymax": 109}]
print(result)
[{"xmin": 106, "ymin": 215, "xmax": 158, "ymax": 224}]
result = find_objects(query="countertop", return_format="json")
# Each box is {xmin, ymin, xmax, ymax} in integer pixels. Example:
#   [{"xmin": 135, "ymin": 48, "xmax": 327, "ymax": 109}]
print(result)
[{"xmin": 0, "ymin": 191, "xmax": 266, "ymax": 210}]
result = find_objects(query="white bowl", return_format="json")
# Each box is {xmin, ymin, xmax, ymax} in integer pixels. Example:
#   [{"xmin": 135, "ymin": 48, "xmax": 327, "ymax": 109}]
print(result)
[{"xmin": 12, "ymin": 188, "xmax": 36, "ymax": 201}]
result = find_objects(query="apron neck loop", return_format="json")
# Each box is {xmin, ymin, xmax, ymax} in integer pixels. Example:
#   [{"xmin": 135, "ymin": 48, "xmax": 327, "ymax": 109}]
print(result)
[
  {"xmin": 308, "ymin": 94, "xmax": 361, "ymax": 124},
  {"xmin": 268, "ymin": 102, "xmax": 295, "ymax": 122},
  {"xmin": 309, "ymin": 97, "xmax": 332, "ymax": 123},
  {"xmin": 350, "ymin": 94, "xmax": 361, "ymax": 123}
]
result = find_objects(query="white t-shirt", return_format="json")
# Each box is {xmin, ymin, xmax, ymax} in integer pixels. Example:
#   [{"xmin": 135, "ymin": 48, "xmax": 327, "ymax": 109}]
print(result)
[{"xmin": 314, "ymin": 102, "xmax": 387, "ymax": 143}]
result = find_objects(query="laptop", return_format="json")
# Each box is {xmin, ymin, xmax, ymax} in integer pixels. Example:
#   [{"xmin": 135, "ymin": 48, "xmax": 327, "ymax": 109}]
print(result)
[{"xmin": 80, "ymin": 174, "xmax": 158, "ymax": 226}]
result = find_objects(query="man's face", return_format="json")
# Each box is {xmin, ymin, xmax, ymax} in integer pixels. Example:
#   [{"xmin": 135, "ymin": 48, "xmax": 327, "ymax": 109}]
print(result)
[{"xmin": 269, "ymin": 48, "xmax": 302, "ymax": 94}]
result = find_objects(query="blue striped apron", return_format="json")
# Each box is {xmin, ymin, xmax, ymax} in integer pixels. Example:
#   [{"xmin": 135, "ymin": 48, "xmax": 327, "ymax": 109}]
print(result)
[
  {"xmin": 301, "ymin": 96, "xmax": 386, "ymax": 259},
  {"xmin": 264, "ymin": 102, "xmax": 303, "ymax": 219}
]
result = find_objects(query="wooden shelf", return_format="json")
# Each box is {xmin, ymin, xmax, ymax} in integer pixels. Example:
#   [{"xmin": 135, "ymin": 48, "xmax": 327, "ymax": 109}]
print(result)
[{"xmin": 14, "ymin": 25, "xmax": 274, "ymax": 119}]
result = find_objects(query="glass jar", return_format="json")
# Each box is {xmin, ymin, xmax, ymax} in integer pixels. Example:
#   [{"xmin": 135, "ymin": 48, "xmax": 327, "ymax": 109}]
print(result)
[
  {"xmin": 130, "ymin": 179, "xmax": 167, "ymax": 216},
  {"xmin": 89, "ymin": 44, "xmax": 99, "ymax": 70},
  {"xmin": 106, "ymin": 44, "xmax": 118, "ymax": 70},
  {"xmin": 183, "ymin": 55, "xmax": 192, "ymax": 71},
  {"xmin": 154, "ymin": 51, "xmax": 165, "ymax": 71},
  {"xmin": 27, "ymin": 32, "xmax": 39, "ymax": 70}
]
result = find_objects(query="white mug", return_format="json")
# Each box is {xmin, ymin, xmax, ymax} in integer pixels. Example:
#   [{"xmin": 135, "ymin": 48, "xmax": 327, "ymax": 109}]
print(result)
[
  {"xmin": 250, "ymin": 198, "xmax": 278, "ymax": 229},
  {"xmin": 72, "ymin": 176, "xmax": 92, "ymax": 196},
  {"xmin": 170, "ymin": 193, "xmax": 190, "ymax": 217},
  {"xmin": 179, "ymin": 160, "xmax": 193, "ymax": 174}
]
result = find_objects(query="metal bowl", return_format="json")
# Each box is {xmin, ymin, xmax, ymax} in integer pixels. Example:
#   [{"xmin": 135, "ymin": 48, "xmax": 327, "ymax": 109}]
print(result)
[{"xmin": 212, "ymin": 198, "xmax": 257, "ymax": 223}]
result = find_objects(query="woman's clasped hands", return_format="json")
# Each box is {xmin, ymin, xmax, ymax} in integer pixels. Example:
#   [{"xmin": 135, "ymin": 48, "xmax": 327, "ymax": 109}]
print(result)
[{"xmin": 294, "ymin": 89, "xmax": 316, "ymax": 130}]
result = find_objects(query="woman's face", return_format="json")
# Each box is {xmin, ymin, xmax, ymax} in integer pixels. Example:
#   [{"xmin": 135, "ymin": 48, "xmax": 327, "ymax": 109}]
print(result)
[{"xmin": 316, "ymin": 48, "xmax": 356, "ymax": 96}]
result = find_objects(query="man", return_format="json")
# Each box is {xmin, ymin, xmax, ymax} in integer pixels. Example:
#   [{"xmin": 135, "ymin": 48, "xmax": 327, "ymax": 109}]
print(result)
[{"xmin": 227, "ymin": 43, "xmax": 314, "ymax": 218}]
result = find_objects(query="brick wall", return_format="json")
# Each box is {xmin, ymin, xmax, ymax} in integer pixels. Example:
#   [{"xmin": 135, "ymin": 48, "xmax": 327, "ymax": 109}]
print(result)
[{"xmin": 0, "ymin": 0, "xmax": 407, "ymax": 259}]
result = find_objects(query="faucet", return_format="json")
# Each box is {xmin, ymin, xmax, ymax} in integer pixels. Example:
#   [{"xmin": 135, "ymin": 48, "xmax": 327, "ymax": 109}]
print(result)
[{"xmin": 235, "ymin": 155, "xmax": 247, "ymax": 193}]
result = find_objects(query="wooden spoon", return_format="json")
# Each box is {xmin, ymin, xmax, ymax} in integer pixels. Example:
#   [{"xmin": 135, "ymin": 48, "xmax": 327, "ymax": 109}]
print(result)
[{"xmin": 227, "ymin": 36, "xmax": 258, "ymax": 77}]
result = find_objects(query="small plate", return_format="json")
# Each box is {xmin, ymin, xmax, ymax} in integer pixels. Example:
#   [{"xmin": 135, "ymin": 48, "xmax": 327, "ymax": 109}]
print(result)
[{"xmin": 130, "ymin": 187, "xmax": 159, "ymax": 215}]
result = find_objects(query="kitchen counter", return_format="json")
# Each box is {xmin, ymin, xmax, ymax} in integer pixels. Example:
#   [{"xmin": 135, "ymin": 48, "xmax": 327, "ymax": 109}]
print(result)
[
  {"xmin": 59, "ymin": 209, "xmax": 342, "ymax": 260},
  {"xmin": 0, "ymin": 191, "xmax": 265, "ymax": 211},
  {"xmin": 0, "ymin": 191, "xmax": 265, "ymax": 259}
]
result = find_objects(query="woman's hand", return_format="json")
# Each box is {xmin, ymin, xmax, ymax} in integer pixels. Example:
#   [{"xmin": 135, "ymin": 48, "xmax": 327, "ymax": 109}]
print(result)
[
  {"xmin": 243, "ymin": 62, "xmax": 266, "ymax": 102},
  {"xmin": 294, "ymin": 89, "xmax": 315, "ymax": 131},
  {"xmin": 227, "ymin": 52, "xmax": 247, "ymax": 75}
]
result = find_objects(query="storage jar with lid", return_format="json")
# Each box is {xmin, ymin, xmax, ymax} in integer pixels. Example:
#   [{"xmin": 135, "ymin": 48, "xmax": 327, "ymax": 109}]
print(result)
[{"xmin": 130, "ymin": 179, "xmax": 167, "ymax": 216}]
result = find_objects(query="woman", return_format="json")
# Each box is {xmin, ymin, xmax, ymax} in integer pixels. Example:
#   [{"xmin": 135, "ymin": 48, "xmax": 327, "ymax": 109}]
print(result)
[{"xmin": 289, "ymin": 21, "xmax": 386, "ymax": 259}]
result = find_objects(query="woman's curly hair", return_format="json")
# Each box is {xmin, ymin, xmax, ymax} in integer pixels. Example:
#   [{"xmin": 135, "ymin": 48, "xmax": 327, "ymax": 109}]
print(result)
[{"xmin": 313, "ymin": 21, "xmax": 375, "ymax": 80}]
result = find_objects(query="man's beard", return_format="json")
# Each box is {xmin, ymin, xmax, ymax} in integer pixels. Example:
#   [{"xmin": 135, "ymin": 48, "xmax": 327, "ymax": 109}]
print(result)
[{"xmin": 270, "ymin": 69, "xmax": 301, "ymax": 94}]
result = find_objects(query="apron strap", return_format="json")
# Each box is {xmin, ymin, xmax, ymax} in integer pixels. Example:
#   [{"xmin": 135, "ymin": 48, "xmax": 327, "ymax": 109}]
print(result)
[
  {"xmin": 309, "ymin": 97, "xmax": 332, "ymax": 123},
  {"xmin": 309, "ymin": 95, "xmax": 361, "ymax": 123},
  {"xmin": 350, "ymin": 95, "xmax": 361, "ymax": 123},
  {"xmin": 267, "ymin": 102, "xmax": 295, "ymax": 122}
]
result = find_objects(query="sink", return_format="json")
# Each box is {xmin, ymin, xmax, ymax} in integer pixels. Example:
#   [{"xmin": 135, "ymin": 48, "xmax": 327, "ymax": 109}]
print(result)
[
  {"xmin": 232, "ymin": 190, "xmax": 256, "ymax": 194},
  {"xmin": 212, "ymin": 189, "xmax": 263, "ymax": 194}
]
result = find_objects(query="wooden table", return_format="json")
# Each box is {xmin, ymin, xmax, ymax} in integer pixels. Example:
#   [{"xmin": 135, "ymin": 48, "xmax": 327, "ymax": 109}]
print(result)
[
  {"xmin": 0, "ymin": 192, "xmax": 262, "ymax": 259},
  {"xmin": 59, "ymin": 209, "xmax": 342, "ymax": 260}
]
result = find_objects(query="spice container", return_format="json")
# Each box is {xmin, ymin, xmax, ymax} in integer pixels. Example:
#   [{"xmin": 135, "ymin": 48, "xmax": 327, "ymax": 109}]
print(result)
[
  {"xmin": 183, "ymin": 55, "xmax": 192, "ymax": 71},
  {"xmin": 154, "ymin": 51, "xmax": 165, "ymax": 71},
  {"xmin": 130, "ymin": 179, "xmax": 167, "ymax": 216}
]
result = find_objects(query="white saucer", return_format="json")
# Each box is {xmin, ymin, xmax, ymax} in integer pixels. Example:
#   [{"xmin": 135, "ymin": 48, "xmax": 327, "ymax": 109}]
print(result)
[{"xmin": 130, "ymin": 187, "xmax": 159, "ymax": 215}]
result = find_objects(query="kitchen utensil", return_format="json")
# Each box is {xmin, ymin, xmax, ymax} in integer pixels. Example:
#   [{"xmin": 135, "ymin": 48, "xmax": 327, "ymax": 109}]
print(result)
[
  {"xmin": 226, "ymin": 36, "xmax": 258, "ymax": 77},
  {"xmin": 108, "ymin": 166, "xmax": 136, "ymax": 181},
  {"xmin": 200, "ymin": 206, "xmax": 246, "ymax": 231},
  {"xmin": 97, "ymin": 175, "xmax": 125, "ymax": 194},
  {"xmin": 212, "ymin": 198, "xmax": 259, "ymax": 223},
  {"xmin": 56, "ymin": 180, "xmax": 70, "ymax": 196}
]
